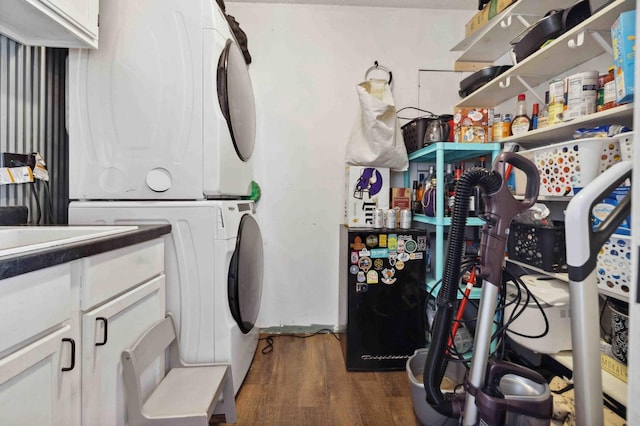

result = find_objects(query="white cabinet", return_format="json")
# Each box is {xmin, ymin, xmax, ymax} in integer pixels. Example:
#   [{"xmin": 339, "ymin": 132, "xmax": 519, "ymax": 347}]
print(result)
[
  {"xmin": 77, "ymin": 238, "xmax": 166, "ymax": 426},
  {"xmin": 0, "ymin": 264, "xmax": 79, "ymax": 426},
  {"xmin": 0, "ymin": 0, "xmax": 99, "ymax": 48},
  {"xmin": 81, "ymin": 276, "xmax": 165, "ymax": 426},
  {"xmin": 0, "ymin": 325, "xmax": 76, "ymax": 426},
  {"xmin": 0, "ymin": 235, "xmax": 166, "ymax": 425}
]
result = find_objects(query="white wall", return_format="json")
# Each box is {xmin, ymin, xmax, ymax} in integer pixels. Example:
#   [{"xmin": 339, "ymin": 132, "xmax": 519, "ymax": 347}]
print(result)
[{"xmin": 228, "ymin": 2, "xmax": 474, "ymax": 328}]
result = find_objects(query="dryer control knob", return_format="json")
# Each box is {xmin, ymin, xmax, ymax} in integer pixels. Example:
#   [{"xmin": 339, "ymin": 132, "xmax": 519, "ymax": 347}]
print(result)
[{"xmin": 146, "ymin": 168, "xmax": 172, "ymax": 192}]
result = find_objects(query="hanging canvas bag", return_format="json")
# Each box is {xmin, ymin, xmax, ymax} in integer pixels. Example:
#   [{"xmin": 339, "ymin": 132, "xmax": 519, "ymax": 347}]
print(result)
[{"xmin": 346, "ymin": 79, "xmax": 408, "ymax": 171}]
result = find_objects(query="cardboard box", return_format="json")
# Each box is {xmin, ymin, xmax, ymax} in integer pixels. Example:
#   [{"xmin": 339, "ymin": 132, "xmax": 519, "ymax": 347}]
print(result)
[
  {"xmin": 453, "ymin": 107, "xmax": 494, "ymax": 127},
  {"xmin": 612, "ymin": 10, "xmax": 635, "ymax": 104},
  {"xmin": 453, "ymin": 107, "xmax": 494, "ymax": 143},
  {"xmin": 455, "ymin": 126, "xmax": 490, "ymax": 143},
  {"xmin": 390, "ymin": 187, "xmax": 411, "ymax": 210},
  {"xmin": 390, "ymin": 187, "xmax": 412, "ymax": 227},
  {"xmin": 600, "ymin": 340, "xmax": 628, "ymax": 383},
  {"xmin": 344, "ymin": 166, "xmax": 390, "ymax": 227},
  {"xmin": 465, "ymin": 0, "xmax": 518, "ymax": 37}
]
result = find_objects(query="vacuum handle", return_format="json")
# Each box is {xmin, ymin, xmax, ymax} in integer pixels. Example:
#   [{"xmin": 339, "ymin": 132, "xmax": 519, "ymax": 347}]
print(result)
[
  {"xmin": 565, "ymin": 160, "xmax": 632, "ymax": 280},
  {"xmin": 478, "ymin": 152, "xmax": 539, "ymax": 285},
  {"xmin": 495, "ymin": 152, "xmax": 539, "ymax": 208}
]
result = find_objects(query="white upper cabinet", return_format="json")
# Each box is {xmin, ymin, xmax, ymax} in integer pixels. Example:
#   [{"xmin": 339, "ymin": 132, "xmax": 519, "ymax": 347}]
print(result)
[{"xmin": 0, "ymin": 0, "xmax": 99, "ymax": 48}]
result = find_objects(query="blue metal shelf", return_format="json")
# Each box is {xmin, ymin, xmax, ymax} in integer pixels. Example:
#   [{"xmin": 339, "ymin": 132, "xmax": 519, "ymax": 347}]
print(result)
[
  {"xmin": 413, "ymin": 214, "xmax": 486, "ymax": 227},
  {"xmin": 405, "ymin": 141, "xmax": 502, "ymax": 288},
  {"xmin": 407, "ymin": 142, "xmax": 502, "ymax": 163},
  {"xmin": 426, "ymin": 278, "xmax": 484, "ymax": 300}
]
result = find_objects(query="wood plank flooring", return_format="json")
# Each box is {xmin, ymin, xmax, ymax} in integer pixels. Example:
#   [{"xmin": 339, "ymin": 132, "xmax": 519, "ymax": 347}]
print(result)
[
  {"xmin": 212, "ymin": 333, "xmax": 420, "ymax": 426},
  {"xmin": 211, "ymin": 332, "xmax": 627, "ymax": 425}
]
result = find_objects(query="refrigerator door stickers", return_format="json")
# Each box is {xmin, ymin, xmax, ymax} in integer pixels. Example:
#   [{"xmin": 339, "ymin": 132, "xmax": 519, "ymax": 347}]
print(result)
[{"xmin": 342, "ymin": 228, "xmax": 428, "ymax": 371}]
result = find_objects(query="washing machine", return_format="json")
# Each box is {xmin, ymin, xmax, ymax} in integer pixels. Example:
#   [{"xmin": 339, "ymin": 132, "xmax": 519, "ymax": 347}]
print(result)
[
  {"xmin": 67, "ymin": 0, "xmax": 255, "ymax": 200},
  {"xmin": 68, "ymin": 200, "xmax": 263, "ymax": 394}
]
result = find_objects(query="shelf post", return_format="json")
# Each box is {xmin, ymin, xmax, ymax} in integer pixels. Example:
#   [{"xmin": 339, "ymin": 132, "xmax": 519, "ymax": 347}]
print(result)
[{"xmin": 435, "ymin": 145, "xmax": 445, "ymax": 282}]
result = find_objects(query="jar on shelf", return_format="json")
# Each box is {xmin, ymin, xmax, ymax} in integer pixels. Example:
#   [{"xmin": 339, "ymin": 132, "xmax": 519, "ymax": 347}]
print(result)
[
  {"xmin": 548, "ymin": 79, "xmax": 565, "ymax": 125},
  {"xmin": 492, "ymin": 113, "xmax": 504, "ymax": 141},
  {"xmin": 502, "ymin": 114, "xmax": 512, "ymax": 138}
]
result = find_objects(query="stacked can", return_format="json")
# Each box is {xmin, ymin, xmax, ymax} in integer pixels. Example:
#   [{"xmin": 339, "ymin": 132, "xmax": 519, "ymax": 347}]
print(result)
[
  {"xmin": 603, "ymin": 66, "xmax": 616, "ymax": 110},
  {"xmin": 400, "ymin": 209, "xmax": 412, "ymax": 229},
  {"xmin": 373, "ymin": 208, "xmax": 384, "ymax": 228},
  {"xmin": 386, "ymin": 209, "xmax": 397, "ymax": 229},
  {"xmin": 548, "ymin": 79, "xmax": 565, "ymax": 125},
  {"xmin": 564, "ymin": 71, "xmax": 598, "ymax": 121}
]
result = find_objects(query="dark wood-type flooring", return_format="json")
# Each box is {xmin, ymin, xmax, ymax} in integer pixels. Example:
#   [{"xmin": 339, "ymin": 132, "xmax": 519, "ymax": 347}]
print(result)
[{"xmin": 212, "ymin": 333, "xmax": 420, "ymax": 425}]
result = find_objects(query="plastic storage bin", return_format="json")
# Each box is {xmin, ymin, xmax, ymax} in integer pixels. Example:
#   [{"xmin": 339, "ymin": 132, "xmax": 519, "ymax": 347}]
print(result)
[
  {"xmin": 617, "ymin": 131, "xmax": 634, "ymax": 161},
  {"xmin": 507, "ymin": 221, "xmax": 566, "ymax": 272},
  {"xmin": 597, "ymin": 234, "xmax": 632, "ymax": 297},
  {"xmin": 514, "ymin": 137, "xmax": 622, "ymax": 196},
  {"xmin": 401, "ymin": 117, "xmax": 429, "ymax": 153}
]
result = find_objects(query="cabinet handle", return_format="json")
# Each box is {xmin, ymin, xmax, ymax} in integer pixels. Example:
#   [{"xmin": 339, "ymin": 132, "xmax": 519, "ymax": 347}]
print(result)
[
  {"xmin": 61, "ymin": 338, "xmax": 76, "ymax": 372},
  {"xmin": 96, "ymin": 317, "xmax": 108, "ymax": 346}
]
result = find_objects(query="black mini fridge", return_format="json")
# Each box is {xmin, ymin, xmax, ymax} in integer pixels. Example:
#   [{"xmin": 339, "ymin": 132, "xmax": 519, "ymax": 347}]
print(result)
[{"xmin": 339, "ymin": 226, "xmax": 428, "ymax": 371}]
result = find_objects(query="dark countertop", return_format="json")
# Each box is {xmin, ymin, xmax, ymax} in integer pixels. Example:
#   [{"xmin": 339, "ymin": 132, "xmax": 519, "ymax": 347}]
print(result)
[{"xmin": 0, "ymin": 224, "xmax": 171, "ymax": 281}]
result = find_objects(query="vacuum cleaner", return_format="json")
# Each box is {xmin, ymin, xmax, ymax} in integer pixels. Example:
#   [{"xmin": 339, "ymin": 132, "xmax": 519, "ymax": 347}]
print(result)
[
  {"xmin": 418, "ymin": 151, "xmax": 632, "ymax": 425},
  {"xmin": 564, "ymin": 160, "xmax": 631, "ymax": 426},
  {"xmin": 421, "ymin": 151, "xmax": 551, "ymax": 425}
]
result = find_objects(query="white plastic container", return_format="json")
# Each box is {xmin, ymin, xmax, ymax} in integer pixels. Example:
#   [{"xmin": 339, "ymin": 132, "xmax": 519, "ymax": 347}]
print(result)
[
  {"xmin": 514, "ymin": 136, "xmax": 622, "ymax": 196},
  {"xmin": 597, "ymin": 234, "xmax": 632, "ymax": 297},
  {"xmin": 505, "ymin": 275, "xmax": 571, "ymax": 354},
  {"xmin": 617, "ymin": 131, "xmax": 634, "ymax": 161}
]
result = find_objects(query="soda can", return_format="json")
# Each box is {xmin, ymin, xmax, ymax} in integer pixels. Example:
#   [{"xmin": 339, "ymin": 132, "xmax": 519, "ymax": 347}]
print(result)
[
  {"xmin": 386, "ymin": 209, "xmax": 397, "ymax": 229},
  {"xmin": 400, "ymin": 209, "xmax": 412, "ymax": 229},
  {"xmin": 373, "ymin": 208, "xmax": 384, "ymax": 228}
]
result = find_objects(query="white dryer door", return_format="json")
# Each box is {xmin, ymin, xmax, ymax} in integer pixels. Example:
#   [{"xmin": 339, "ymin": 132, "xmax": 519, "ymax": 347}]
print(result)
[
  {"xmin": 217, "ymin": 39, "xmax": 256, "ymax": 162},
  {"xmin": 228, "ymin": 213, "xmax": 263, "ymax": 333}
]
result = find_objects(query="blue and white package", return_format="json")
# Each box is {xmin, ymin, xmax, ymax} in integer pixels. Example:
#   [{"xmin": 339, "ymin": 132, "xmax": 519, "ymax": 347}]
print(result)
[{"xmin": 592, "ymin": 186, "xmax": 631, "ymax": 235}]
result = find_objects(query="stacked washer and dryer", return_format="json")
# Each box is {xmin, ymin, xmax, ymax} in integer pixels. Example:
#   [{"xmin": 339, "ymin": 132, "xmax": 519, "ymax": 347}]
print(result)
[{"xmin": 67, "ymin": 0, "xmax": 263, "ymax": 394}]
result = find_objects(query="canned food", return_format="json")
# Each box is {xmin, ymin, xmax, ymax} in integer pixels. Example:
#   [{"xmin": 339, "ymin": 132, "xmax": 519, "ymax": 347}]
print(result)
[
  {"xmin": 373, "ymin": 208, "xmax": 384, "ymax": 228},
  {"xmin": 565, "ymin": 71, "xmax": 598, "ymax": 120},
  {"xmin": 548, "ymin": 79, "xmax": 565, "ymax": 125},
  {"xmin": 603, "ymin": 66, "xmax": 616, "ymax": 110},
  {"xmin": 386, "ymin": 209, "xmax": 397, "ymax": 229},
  {"xmin": 400, "ymin": 209, "xmax": 412, "ymax": 229}
]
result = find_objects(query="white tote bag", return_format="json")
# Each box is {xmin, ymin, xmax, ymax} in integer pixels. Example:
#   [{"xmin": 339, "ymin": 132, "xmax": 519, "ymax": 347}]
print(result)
[{"xmin": 346, "ymin": 79, "xmax": 408, "ymax": 171}]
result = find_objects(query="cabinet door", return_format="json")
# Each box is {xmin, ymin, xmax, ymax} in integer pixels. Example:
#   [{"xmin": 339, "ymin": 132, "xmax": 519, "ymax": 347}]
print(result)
[
  {"xmin": 81, "ymin": 275, "xmax": 165, "ymax": 426},
  {"xmin": 0, "ymin": 325, "xmax": 77, "ymax": 426}
]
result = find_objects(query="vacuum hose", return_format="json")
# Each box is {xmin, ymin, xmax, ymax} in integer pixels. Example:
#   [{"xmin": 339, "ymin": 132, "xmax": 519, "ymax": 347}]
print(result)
[{"xmin": 422, "ymin": 167, "xmax": 502, "ymax": 417}]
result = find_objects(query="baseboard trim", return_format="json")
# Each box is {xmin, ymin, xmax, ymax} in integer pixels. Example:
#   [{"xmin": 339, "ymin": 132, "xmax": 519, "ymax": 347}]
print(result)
[{"xmin": 259, "ymin": 324, "xmax": 345, "ymax": 334}]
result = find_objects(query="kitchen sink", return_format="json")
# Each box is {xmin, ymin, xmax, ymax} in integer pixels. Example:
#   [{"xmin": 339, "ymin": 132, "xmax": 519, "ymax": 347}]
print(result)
[{"xmin": 0, "ymin": 225, "xmax": 139, "ymax": 257}]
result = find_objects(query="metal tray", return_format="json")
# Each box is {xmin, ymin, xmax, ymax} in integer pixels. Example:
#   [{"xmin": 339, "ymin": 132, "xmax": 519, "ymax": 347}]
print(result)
[
  {"xmin": 458, "ymin": 65, "xmax": 512, "ymax": 98},
  {"xmin": 511, "ymin": 10, "xmax": 565, "ymax": 63}
]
